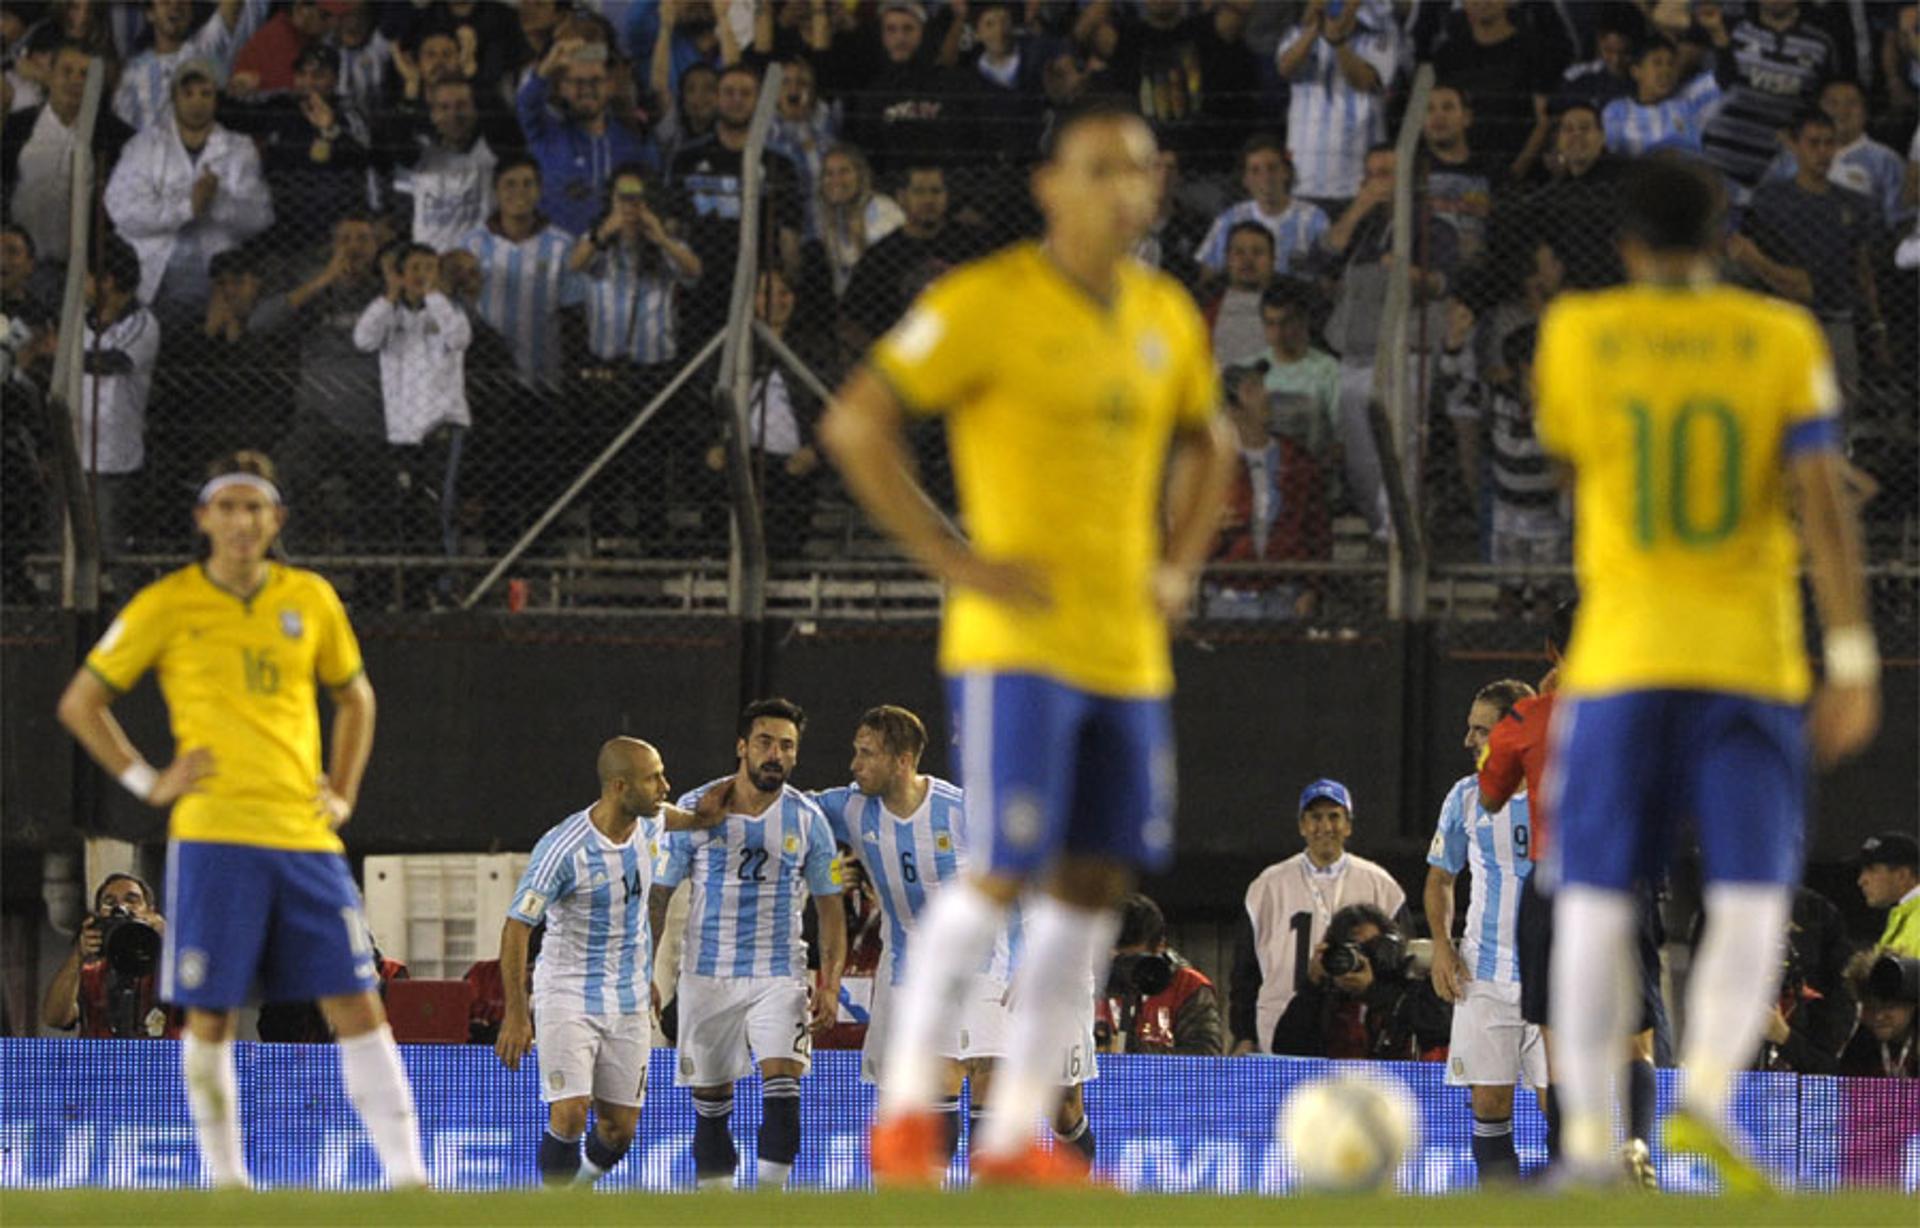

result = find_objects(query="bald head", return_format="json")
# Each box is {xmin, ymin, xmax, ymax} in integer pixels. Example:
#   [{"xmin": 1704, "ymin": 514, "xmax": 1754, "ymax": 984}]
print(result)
[{"xmin": 598, "ymin": 737, "xmax": 670, "ymax": 819}]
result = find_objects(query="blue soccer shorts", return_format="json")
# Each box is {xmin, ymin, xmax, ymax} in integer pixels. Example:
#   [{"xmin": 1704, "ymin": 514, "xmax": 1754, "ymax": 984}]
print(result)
[
  {"xmin": 161, "ymin": 840, "xmax": 379, "ymax": 1010},
  {"xmin": 1545, "ymin": 690, "xmax": 1808, "ymax": 893},
  {"xmin": 947, "ymin": 671, "xmax": 1177, "ymax": 877}
]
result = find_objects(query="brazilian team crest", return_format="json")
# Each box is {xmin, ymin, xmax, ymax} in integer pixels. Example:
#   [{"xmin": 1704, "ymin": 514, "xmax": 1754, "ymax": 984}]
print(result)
[
  {"xmin": 278, "ymin": 608, "xmax": 303, "ymax": 639},
  {"xmin": 1136, "ymin": 330, "xmax": 1167, "ymax": 372}
]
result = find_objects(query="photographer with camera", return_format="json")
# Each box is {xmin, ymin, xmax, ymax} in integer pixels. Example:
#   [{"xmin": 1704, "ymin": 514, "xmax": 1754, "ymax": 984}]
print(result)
[
  {"xmin": 1268, "ymin": 903, "xmax": 1445, "ymax": 1061},
  {"xmin": 1839, "ymin": 953, "xmax": 1918, "ymax": 1079},
  {"xmin": 40, "ymin": 873, "xmax": 179, "ymax": 1039},
  {"xmin": 1096, "ymin": 893, "xmax": 1222, "ymax": 1056}
]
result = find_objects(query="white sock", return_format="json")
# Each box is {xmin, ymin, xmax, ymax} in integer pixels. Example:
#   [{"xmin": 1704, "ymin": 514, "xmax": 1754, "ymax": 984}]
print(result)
[
  {"xmin": 339, "ymin": 1025, "xmax": 428, "ymax": 1188},
  {"xmin": 878, "ymin": 881, "xmax": 1005, "ymax": 1116},
  {"xmin": 978, "ymin": 897, "xmax": 1118, "ymax": 1158},
  {"xmin": 697, "ymin": 1174, "xmax": 734, "ymax": 1191},
  {"xmin": 1549, "ymin": 886, "xmax": 1637, "ymax": 1168},
  {"xmin": 181, "ymin": 1033, "xmax": 250, "ymax": 1189},
  {"xmin": 1682, "ymin": 883, "xmax": 1792, "ymax": 1125},
  {"xmin": 757, "ymin": 1158, "xmax": 792, "ymax": 1188}
]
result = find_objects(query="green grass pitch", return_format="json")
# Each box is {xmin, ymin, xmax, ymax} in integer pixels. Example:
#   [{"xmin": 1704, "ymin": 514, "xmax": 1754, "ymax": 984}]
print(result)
[{"xmin": 4, "ymin": 1187, "xmax": 1917, "ymax": 1228}]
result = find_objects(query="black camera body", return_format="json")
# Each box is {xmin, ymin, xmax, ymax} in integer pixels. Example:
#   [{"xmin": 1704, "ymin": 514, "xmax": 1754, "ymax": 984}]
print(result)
[
  {"xmin": 1323, "ymin": 931, "xmax": 1407, "ymax": 981},
  {"xmin": 96, "ymin": 906, "xmax": 162, "ymax": 978},
  {"xmin": 1106, "ymin": 951, "xmax": 1175, "ymax": 999}
]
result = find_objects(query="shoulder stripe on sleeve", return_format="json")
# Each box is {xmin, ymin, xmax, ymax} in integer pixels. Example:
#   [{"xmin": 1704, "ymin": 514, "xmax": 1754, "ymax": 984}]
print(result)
[
  {"xmin": 1783, "ymin": 415, "xmax": 1841, "ymax": 459},
  {"xmin": 84, "ymin": 662, "xmax": 129, "ymax": 694}
]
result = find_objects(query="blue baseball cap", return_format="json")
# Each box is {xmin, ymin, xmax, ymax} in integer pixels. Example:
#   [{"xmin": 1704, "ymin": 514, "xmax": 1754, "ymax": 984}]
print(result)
[{"xmin": 1298, "ymin": 778, "xmax": 1353, "ymax": 814}]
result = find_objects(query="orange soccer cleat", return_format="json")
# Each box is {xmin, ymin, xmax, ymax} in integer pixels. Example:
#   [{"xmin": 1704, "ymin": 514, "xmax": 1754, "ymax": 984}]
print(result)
[
  {"xmin": 970, "ymin": 1142, "xmax": 1092, "ymax": 1189},
  {"xmin": 869, "ymin": 1111, "xmax": 945, "ymax": 1188}
]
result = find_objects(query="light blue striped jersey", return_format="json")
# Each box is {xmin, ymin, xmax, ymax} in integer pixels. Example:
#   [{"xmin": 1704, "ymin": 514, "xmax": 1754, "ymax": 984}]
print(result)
[
  {"xmin": 1195, "ymin": 199, "xmax": 1330, "ymax": 275},
  {"xmin": 508, "ymin": 806, "xmax": 663, "ymax": 1016},
  {"xmin": 111, "ymin": 0, "xmax": 262, "ymax": 131},
  {"xmin": 459, "ymin": 222, "xmax": 583, "ymax": 390},
  {"xmin": 581, "ymin": 242, "xmax": 694, "ymax": 366},
  {"xmin": 1277, "ymin": 11, "xmax": 1403, "ymax": 199},
  {"xmin": 815, "ymin": 777, "xmax": 967, "ymax": 986},
  {"xmin": 1602, "ymin": 72, "xmax": 1724, "ymax": 157},
  {"xmin": 661, "ymin": 778, "xmax": 842, "ymax": 979},
  {"xmin": 1426, "ymin": 774, "xmax": 1532, "ymax": 984}
]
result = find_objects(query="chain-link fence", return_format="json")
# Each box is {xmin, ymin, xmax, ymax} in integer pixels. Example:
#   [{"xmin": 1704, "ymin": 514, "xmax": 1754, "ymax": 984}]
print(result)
[{"xmin": 2, "ymin": 2, "xmax": 1912, "ymax": 651}]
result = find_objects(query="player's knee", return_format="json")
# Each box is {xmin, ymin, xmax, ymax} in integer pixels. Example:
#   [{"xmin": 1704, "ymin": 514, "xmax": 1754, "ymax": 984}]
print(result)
[
  {"xmin": 548, "ymin": 1098, "xmax": 590, "ymax": 1140},
  {"xmin": 318, "ymin": 990, "xmax": 385, "ymax": 1039},
  {"xmin": 184, "ymin": 1008, "xmax": 239, "ymax": 1043},
  {"xmin": 971, "ymin": 873, "xmax": 1024, "ymax": 907},
  {"xmin": 1046, "ymin": 858, "xmax": 1132, "ymax": 910},
  {"xmin": 1470, "ymin": 1085, "xmax": 1515, "ymax": 1120},
  {"xmin": 592, "ymin": 1103, "xmax": 638, "ymax": 1147}
]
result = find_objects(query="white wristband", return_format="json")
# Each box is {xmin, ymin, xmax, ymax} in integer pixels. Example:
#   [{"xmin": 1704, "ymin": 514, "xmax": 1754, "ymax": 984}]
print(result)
[
  {"xmin": 117, "ymin": 761, "xmax": 159, "ymax": 802},
  {"xmin": 1824, "ymin": 626, "xmax": 1879, "ymax": 686}
]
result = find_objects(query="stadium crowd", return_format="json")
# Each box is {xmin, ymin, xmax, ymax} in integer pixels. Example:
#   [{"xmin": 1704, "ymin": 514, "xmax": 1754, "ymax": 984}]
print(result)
[{"xmin": 1, "ymin": 0, "xmax": 1915, "ymax": 608}]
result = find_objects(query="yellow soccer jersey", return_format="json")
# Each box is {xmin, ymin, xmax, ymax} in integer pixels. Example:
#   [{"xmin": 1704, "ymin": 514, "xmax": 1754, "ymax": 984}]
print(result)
[
  {"xmin": 868, "ymin": 243, "xmax": 1219, "ymax": 698},
  {"xmin": 1534, "ymin": 283, "xmax": 1841, "ymax": 703},
  {"xmin": 85, "ymin": 564, "xmax": 366, "ymax": 851}
]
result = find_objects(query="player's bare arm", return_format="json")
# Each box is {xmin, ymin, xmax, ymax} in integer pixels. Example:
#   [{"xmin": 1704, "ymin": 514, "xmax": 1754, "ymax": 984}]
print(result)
[
  {"xmin": 56, "ymin": 669, "xmax": 214, "ymax": 806},
  {"xmin": 821, "ymin": 367, "xmax": 1049, "ymax": 610},
  {"xmin": 810, "ymin": 890, "xmax": 848, "ymax": 1035},
  {"xmin": 494, "ymin": 916, "xmax": 535, "ymax": 1070},
  {"xmin": 1156, "ymin": 416, "xmax": 1238, "ymax": 622},
  {"xmin": 321, "ymin": 672, "xmax": 375, "ymax": 828},
  {"xmin": 1423, "ymin": 865, "xmax": 1466, "ymax": 1003},
  {"xmin": 1789, "ymin": 448, "xmax": 1881, "ymax": 765}
]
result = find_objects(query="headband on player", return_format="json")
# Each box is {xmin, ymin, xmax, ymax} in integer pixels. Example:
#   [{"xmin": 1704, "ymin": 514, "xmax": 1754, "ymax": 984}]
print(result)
[{"xmin": 197, "ymin": 473, "xmax": 283, "ymax": 506}]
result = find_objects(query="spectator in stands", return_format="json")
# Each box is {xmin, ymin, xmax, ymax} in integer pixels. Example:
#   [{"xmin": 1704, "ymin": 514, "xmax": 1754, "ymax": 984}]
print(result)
[
  {"xmin": 257, "ymin": 209, "xmax": 390, "ymax": 552},
  {"xmin": 1557, "ymin": 7, "xmax": 1638, "ymax": 105},
  {"xmin": 963, "ymin": 0, "xmax": 1041, "ymax": 159},
  {"xmin": 1600, "ymin": 21, "xmax": 1734, "ymax": 159},
  {"xmin": 75, "ymin": 233, "xmax": 160, "ymax": 556},
  {"xmin": 230, "ymin": 0, "xmax": 342, "ymax": 96},
  {"xmin": 388, "ymin": 23, "xmax": 469, "ymax": 111},
  {"xmin": 1, "ymin": 227, "xmax": 54, "ymax": 599},
  {"xmin": 1195, "ymin": 134, "xmax": 1329, "ymax": 282},
  {"xmin": 1770, "ymin": 78, "xmax": 1913, "ymax": 232},
  {"xmin": 673, "ymin": 64, "xmax": 804, "ymax": 339},
  {"xmin": 1034, "ymin": 44, "xmax": 1092, "ymax": 161},
  {"xmin": 840, "ymin": 164, "xmax": 979, "ymax": 348},
  {"xmin": 1076, "ymin": 0, "xmax": 1261, "ymax": 173},
  {"xmin": 1840, "ymin": 954, "xmax": 1919, "ymax": 1078},
  {"xmin": 104, "ymin": 59, "xmax": 273, "ymax": 327},
  {"xmin": 811, "ymin": 143, "xmax": 903, "ymax": 301},
  {"xmin": 645, "ymin": 0, "xmax": 746, "ymax": 105},
  {"xmin": 1260, "ymin": 281, "xmax": 1340, "ymax": 461},
  {"xmin": 1267, "ymin": 902, "xmax": 1445, "ymax": 1061},
  {"xmin": 329, "ymin": 0, "xmax": 392, "ymax": 121},
  {"xmin": 1523, "ymin": 99, "xmax": 1624, "ymax": 289},
  {"xmin": 1274, "ymin": 0, "xmax": 1401, "ymax": 211},
  {"xmin": 459, "ymin": 154, "xmax": 581, "ymax": 395},
  {"xmin": 1857, "ymin": 831, "xmax": 1920, "ymax": 959},
  {"xmin": 1752, "ymin": 887, "xmax": 1857, "ymax": 1075},
  {"xmin": 40, "ymin": 872, "xmax": 180, "ymax": 1039},
  {"xmin": 1230, "ymin": 779, "xmax": 1407, "ymax": 1055},
  {"xmin": 519, "ymin": 35, "xmax": 657, "ymax": 237},
  {"xmin": 219, "ymin": 44, "xmax": 372, "ymax": 253},
  {"xmin": 1419, "ymin": 84, "xmax": 1493, "ymax": 268},
  {"xmin": 1441, "ymin": 319, "xmax": 1567, "ymax": 577},
  {"xmin": 388, "ymin": 77, "xmax": 514, "ymax": 253},
  {"xmin": 354, "ymin": 241, "xmax": 471, "ymax": 559},
  {"xmin": 1701, "ymin": 0, "xmax": 1840, "ymax": 203},
  {"xmin": 47, "ymin": 0, "xmax": 123, "ymax": 64},
  {"xmin": 1135, "ymin": 146, "xmax": 1207, "ymax": 293},
  {"xmin": 653, "ymin": 60, "xmax": 720, "ymax": 173},
  {"xmin": 1734, "ymin": 108, "xmax": 1889, "ymax": 396},
  {"xmin": 571, "ymin": 163, "xmax": 702, "ymax": 371},
  {"xmin": 1096, "ymin": 892, "xmax": 1223, "ymax": 1056},
  {"xmin": 0, "ymin": 224, "xmax": 54, "ymax": 368},
  {"xmin": 1203, "ymin": 221, "xmax": 1276, "ymax": 367},
  {"xmin": 3, "ymin": 41, "xmax": 135, "ymax": 274},
  {"xmin": 1428, "ymin": 0, "xmax": 1563, "ymax": 182},
  {"xmin": 766, "ymin": 57, "xmax": 838, "ymax": 239},
  {"xmin": 114, "ymin": 0, "xmax": 257, "ymax": 132},
  {"xmin": 819, "ymin": 0, "xmax": 976, "ymax": 176},
  {"xmin": 1205, "ymin": 357, "xmax": 1329, "ymax": 621}
]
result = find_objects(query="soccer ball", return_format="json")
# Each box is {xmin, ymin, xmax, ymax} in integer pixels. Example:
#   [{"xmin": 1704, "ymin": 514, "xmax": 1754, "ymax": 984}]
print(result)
[{"xmin": 1280, "ymin": 1073, "xmax": 1417, "ymax": 1193}]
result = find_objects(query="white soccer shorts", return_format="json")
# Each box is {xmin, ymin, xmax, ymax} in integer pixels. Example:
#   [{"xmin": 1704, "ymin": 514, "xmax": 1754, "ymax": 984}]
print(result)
[
  {"xmin": 958, "ymin": 977, "xmax": 1099, "ymax": 1086},
  {"xmin": 673, "ymin": 971, "xmax": 812, "ymax": 1087},
  {"xmin": 534, "ymin": 1007, "xmax": 653, "ymax": 1107},
  {"xmin": 1445, "ymin": 980, "xmax": 1547, "ymax": 1089},
  {"xmin": 858, "ymin": 972, "xmax": 973, "ymax": 1085}
]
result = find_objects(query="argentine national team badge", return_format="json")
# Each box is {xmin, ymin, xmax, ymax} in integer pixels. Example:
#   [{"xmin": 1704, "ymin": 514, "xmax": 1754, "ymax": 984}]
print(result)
[
  {"xmin": 1136, "ymin": 330, "xmax": 1167, "ymax": 373},
  {"xmin": 278, "ymin": 608, "xmax": 303, "ymax": 639},
  {"xmin": 934, "ymin": 832, "xmax": 953, "ymax": 853},
  {"xmin": 783, "ymin": 834, "xmax": 800, "ymax": 855}
]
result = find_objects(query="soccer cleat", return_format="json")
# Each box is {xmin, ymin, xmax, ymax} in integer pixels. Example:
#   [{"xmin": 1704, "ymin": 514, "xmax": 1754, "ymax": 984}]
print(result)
[
  {"xmin": 1620, "ymin": 1137, "xmax": 1659, "ymax": 1191},
  {"xmin": 869, "ymin": 1111, "xmax": 944, "ymax": 1188},
  {"xmin": 970, "ymin": 1142, "xmax": 1091, "ymax": 1188},
  {"xmin": 1661, "ymin": 1107, "xmax": 1774, "ymax": 1196}
]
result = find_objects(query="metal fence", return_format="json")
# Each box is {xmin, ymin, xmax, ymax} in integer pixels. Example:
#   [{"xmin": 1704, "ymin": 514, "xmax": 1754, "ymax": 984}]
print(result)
[{"xmin": 1, "ymin": 4, "xmax": 1912, "ymax": 655}]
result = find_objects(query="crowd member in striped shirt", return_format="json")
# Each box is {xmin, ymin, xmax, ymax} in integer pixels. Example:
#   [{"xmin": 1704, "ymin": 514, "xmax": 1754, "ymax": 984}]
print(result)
[
  {"xmin": 1194, "ymin": 133, "xmax": 1330, "ymax": 280},
  {"xmin": 1601, "ymin": 31, "xmax": 1734, "ymax": 158},
  {"xmin": 459, "ymin": 154, "xmax": 582, "ymax": 394},
  {"xmin": 651, "ymin": 698, "xmax": 846, "ymax": 1190},
  {"xmin": 114, "ymin": 0, "xmax": 261, "ymax": 131},
  {"xmin": 765, "ymin": 57, "xmax": 838, "ymax": 241},
  {"xmin": 1425, "ymin": 678, "xmax": 1547, "ymax": 1184},
  {"xmin": 1441, "ymin": 319, "xmax": 1568, "ymax": 570},
  {"xmin": 497, "ymin": 738, "xmax": 728, "ymax": 1187},
  {"xmin": 329, "ymin": 1, "xmax": 391, "ymax": 122},
  {"xmin": 1701, "ymin": 0, "xmax": 1838, "ymax": 201},
  {"xmin": 813, "ymin": 707, "xmax": 972, "ymax": 1155},
  {"xmin": 569, "ymin": 163, "xmax": 702, "ymax": 368},
  {"xmin": 1274, "ymin": 0, "xmax": 1403, "ymax": 208}
]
